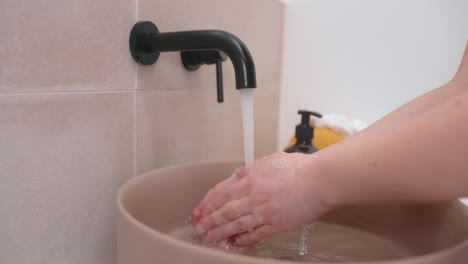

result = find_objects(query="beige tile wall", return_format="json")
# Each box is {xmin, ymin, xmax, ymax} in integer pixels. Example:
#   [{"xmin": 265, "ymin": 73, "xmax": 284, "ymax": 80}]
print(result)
[
  {"xmin": 0, "ymin": 93, "xmax": 134, "ymax": 264},
  {"xmin": 135, "ymin": 88, "xmax": 244, "ymax": 174},
  {"xmin": 1, "ymin": 0, "xmax": 138, "ymax": 263},
  {"xmin": 0, "ymin": 0, "xmax": 284, "ymax": 263},
  {"xmin": 0, "ymin": 0, "xmax": 136, "ymax": 93}
]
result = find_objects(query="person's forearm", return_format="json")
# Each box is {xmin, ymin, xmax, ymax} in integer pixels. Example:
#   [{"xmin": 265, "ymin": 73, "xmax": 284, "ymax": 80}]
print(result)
[
  {"xmin": 312, "ymin": 42, "xmax": 468, "ymax": 207},
  {"xmin": 351, "ymin": 42, "xmax": 468, "ymax": 141},
  {"xmin": 356, "ymin": 80, "xmax": 465, "ymax": 138},
  {"xmin": 313, "ymin": 87, "xmax": 468, "ymax": 207}
]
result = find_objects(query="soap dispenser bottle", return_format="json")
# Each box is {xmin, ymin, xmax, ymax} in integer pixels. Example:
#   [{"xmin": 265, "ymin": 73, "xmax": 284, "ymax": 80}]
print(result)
[{"xmin": 284, "ymin": 110, "xmax": 322, "ymax": 154}]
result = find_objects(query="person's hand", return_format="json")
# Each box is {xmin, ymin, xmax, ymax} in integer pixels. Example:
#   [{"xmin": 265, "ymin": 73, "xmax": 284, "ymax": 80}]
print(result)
[{"xmin": 191, "ymin": 152, "xmax": 332, "ymax": 247}]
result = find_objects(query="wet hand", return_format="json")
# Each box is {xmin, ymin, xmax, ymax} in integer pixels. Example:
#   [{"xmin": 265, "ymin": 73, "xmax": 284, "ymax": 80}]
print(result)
[{"xmin": 191, "ymin": 152, "xmax": 330, "ymax": 246}]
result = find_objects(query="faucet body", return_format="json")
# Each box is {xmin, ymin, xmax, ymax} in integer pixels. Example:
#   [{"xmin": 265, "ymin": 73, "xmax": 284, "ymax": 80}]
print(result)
[
  {"xmin": 149, "ymin": 30, "xmax": 256, "ymax": 89},
  {"xmin": 130, "ymin": 21, "xmax": 256, "ymax": 89}
]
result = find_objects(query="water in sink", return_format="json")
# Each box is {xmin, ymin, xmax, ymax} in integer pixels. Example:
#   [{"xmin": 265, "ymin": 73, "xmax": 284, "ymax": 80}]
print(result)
[{"xmin": 168, "ymin": 221, "xmax": 415, "ymax": 262}]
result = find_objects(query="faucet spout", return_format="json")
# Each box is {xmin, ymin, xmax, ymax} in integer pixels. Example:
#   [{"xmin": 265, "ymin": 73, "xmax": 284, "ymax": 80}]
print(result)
[
  {"xmin": 130, "ymin": 21, "xmax": 256, "ymax": 89},
  {"xmin": 150, "ymin": 30, "xmax": 256, "ymax": 89}
]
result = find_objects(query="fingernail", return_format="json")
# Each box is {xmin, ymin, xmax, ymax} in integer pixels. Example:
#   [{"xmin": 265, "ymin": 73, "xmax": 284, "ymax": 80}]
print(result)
[
  {"xmin": 235, "ymin": 167, "xmax": 249, "ymax": 178},
  {"xmin": 192, "ymin": 209, "xmax": 201, "ymax": 219},
  {"xmin": 195, "ymin": 224, "xmax": 206, "ymax": 234}
]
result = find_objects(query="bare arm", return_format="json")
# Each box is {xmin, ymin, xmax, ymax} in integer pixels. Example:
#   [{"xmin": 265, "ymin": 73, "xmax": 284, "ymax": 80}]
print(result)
[
  {"xmin": 192, "ymin": 42, "xmax": 468, "ymax": 246},
  {"xmin": 313, "ymin": 43, "xmax": 468, "ymax": 206},
  {"xmin": 314, "ymin": 87, "xmax": 468, "ymax": 207},
  {"xmin": 348, "ymin": 42, "xmax": 468, "ymax": 142}
]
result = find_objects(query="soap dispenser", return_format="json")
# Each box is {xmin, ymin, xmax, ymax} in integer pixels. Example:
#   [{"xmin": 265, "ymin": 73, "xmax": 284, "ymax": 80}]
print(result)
[{"xmin": 284, "ymin": 110, "xmax": 322, "ymax": 154}]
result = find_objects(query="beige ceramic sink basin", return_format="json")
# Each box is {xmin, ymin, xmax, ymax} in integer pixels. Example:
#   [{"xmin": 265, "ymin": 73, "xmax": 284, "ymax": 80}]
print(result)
[{"xmin": 116, "ymin": 161, "xmax": 468, "ymax": 264}]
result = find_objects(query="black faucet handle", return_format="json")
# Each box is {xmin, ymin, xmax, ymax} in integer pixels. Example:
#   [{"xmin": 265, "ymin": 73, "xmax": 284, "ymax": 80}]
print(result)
[
  {"xmin": 181, "ymin": 50, "xmax": 227, "ymax": 70},
  {"xmin": 216, "ymin": 60, "xmax": 224, "ymax": 103},
  {"xmin": 181, "ymin": 50, "xmax": 227, "ymax": 103}
]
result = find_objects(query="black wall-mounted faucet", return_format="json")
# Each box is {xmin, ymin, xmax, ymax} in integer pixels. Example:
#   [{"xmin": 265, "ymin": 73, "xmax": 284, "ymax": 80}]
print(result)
[{"xmin": 129, "ymin": 21, "xmax": 257, "ymax": 103}]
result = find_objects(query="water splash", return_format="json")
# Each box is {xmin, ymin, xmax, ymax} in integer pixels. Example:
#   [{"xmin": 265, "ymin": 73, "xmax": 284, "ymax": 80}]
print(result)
[
  {"xmin": 184, "ymin": 216, "xmax": 192, "ymax": 225},
  {"xmin": 299, "ymin": 224, "xmax": 313, "ymax": 256}
]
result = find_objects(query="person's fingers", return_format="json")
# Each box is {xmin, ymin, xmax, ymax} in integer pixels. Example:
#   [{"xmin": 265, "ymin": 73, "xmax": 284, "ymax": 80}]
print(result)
[
  {"xmin": 203, "ymin": 173, "xmax": 239, "ymax": 204},
  {"xmin": 234, "ymin": 225, "xmax": 276, "ymax": 246},
  {"xmin": 195, "ymin": 197, "xmax": 251, "ymax": 234},
  {"xmin": 205, "ymin": 214, "xmax": 261, "ymax": 242},
  {"xmin": 199, "ymin": 180, "xmax": 249, "ymax": 219},
  {"xmin": 234, "ymin": 166, "xmax": 249, "ymax": 178},
  {"xmin": 193, "ymin": 166, "xmax": 250, "ymax": 224},
  {"xmin": 192, "ymin": 173, "xmax": 239, "ymax": 224}
]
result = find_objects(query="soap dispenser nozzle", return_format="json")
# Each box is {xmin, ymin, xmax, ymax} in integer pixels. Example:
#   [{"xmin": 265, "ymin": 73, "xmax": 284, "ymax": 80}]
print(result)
[
  {"xmin": 284, "ymin": 110, "xmax": 322, "ymax": 154},
  {"xmin": 297, "ymin": 110, "xmax": 322, "ymax": 144}
]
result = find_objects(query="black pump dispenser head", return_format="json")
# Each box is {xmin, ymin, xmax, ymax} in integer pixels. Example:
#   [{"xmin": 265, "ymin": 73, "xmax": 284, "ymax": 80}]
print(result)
[
  {"xmin": 296, "ymin": 110, "xmax": 322, "ymax": 144},
  {"xmin": 285, "ymin": 110, "xmax": 322, "ymax": 154}
]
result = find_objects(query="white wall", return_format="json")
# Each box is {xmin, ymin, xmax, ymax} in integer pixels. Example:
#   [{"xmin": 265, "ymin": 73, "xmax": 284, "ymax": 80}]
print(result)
[{"xmin": 278, "ymin": 0, "xmax": 468, "ymax": 150}]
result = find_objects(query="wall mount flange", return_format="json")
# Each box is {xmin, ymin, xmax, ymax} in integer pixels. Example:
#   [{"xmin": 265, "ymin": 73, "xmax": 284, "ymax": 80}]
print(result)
[{"xmin": 129, "ymin": 21, "xmax": 160, "ymax": 65}]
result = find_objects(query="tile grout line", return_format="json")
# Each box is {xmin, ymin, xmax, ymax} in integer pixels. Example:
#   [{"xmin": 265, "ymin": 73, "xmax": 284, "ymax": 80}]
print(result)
[
  {"xmin": 135, "ymin": 0, "xmax": 139, "ymax": 23},
  {"xmin": 133, "ymin": 89, "xmax": 137, "ymax": 178},
  {"xmin": 132, "ymin": 0, "xmax": 139, "ymax": 178},
  {"xmin": 133, "ymin": 66, "xmax": 138, "ymax": 177},
  {"xmin": 0, "ymin": 88, "xmax": 203, "ymax": 97},
  {"xmin": 0, "ymin": 90, "xmax": 136, "ymax": 96}
]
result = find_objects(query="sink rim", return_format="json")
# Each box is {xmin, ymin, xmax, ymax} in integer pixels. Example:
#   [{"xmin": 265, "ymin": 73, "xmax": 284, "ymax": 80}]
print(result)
[{"xmin": 116, "ymin": 160, "xmax": 468, "ymax": 264}]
